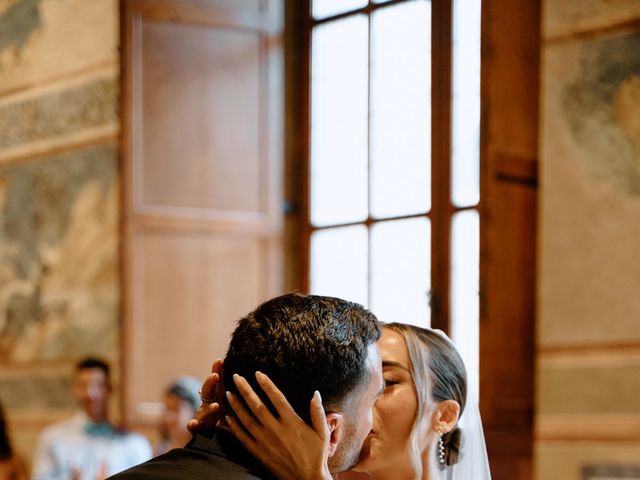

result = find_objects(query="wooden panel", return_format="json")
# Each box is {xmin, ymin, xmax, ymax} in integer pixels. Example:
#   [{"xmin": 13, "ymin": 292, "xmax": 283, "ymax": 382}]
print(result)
[
  {"xmin": 127, "ymin": 229, "xmax": 267, "ymax": 423},
  {"xmin": 481, "ymin": 177, "xmax": 537, "ymax": 477},
  {"xmin": 130, "ymin": 0, "xmax": 279, "ymax": 33},
  {"xmin": 480, "ymin": 0, "xmax": 540, "ymax": 478},
  {"xmin": 137, "ymin": 19, "xmax": 263, "ymax": 214},
  {"xmin": 122, "ymin": 0, "xmax": 283, "ymax": 425}
]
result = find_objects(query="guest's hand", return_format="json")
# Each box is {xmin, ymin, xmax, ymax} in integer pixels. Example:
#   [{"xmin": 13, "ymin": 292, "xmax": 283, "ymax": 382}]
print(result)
[
  {"xmin": 225, "ymin": 372, "xmax": 332, "ymax": 480},
  {"xmin": 187, "ymin": 358, "xmax": 224, "ymax": 433}
]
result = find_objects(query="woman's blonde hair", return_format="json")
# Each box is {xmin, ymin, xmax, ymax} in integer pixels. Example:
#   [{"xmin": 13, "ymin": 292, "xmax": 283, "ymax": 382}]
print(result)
[{"xmin": 383, "ymin": 323, "xmax": 467, "ymax": 479}]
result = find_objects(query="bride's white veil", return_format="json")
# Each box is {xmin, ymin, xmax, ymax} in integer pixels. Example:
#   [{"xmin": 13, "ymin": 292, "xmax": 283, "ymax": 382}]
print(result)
[
  {"xmin": 434, "ymin": 331, "xmax": 492, "ymax": 480},
  {"xmin": 442, "ymin": 385, "xmax": 492, "ymax": 480}
]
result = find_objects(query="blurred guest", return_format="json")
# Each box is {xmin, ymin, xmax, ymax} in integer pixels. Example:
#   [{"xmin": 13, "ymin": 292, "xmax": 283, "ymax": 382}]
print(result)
[
  {"xmin": 0, "ymin": 400, "xmax": 26, "ymax": 480},
  {"xmin": 153, "ymin": 377, "xmax": 200, "ymax": 456},
  {"xmin": 31, "ymin": 357, "xmax": 151, "ymax": 480}
]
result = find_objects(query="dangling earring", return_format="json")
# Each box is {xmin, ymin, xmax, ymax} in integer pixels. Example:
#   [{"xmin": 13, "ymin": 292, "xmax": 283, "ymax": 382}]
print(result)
[{"xmin": 438, "ymin": 432, "xmax": 446, "ymax": 466}]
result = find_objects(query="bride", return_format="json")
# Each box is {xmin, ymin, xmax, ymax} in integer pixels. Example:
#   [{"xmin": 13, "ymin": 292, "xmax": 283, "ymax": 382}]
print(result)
[{"xmin": 193, "ymin": 323, "xmax": 491, "ymax": 480}]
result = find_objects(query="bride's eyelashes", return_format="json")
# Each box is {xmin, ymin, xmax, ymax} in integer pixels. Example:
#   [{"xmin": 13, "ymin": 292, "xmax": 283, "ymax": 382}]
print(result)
[{"xmin": 383, "ymin": 379, "xmax": 400, "ymax": 389}]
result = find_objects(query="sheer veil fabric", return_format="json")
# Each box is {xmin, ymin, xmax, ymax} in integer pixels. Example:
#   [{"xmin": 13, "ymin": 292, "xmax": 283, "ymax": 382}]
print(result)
[
  {"xmin": 434, "ymin": 331, "xmax": 492, "ymax": 480},
  {"xmin": 443, "ymin": 387, "xmax": 492, "ymax": 480}
]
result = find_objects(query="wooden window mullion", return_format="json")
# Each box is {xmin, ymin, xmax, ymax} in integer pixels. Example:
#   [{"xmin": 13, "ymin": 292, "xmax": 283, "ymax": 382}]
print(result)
[{"xmin": 430, "ymin": 0, "xmax": 453, "ymax": 333}]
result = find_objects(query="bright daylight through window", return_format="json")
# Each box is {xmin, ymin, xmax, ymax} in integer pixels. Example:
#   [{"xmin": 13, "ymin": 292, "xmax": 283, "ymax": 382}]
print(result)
[{"xmin": 307, "ymin": 0, "xmax": 481, "ymax": 396}]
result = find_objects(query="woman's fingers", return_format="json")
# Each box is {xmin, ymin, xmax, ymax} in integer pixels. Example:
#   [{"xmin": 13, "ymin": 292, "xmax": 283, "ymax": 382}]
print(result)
[
  {"xmin": 199, "ymin": 373, "xmax": 219, "ymax": 402},
  {"xmin": 187, "ymin": 363, "xmax": 223, "ymax": 433},
  {"xmin": 211, "ymin": 358, "xmax": 224, "ymax": 375},
  {"xmin": 232, "ymin": 374, "xmax": 281, "ymax": 429},
  {"xmin": 255, "ymin": 371, "xmax": 301, "ymax": 424},
  {"xmin": 226, "ymin": 375, "xmax": 332, "ymax": 480},
  {"xmin": 225, "ymin": 414, "xmax": 257, "ymax": 452},
  {"xmin": 226, "ymin": 390, "xmax": 266, "ymax": 441},
  {"xmin": 309, "ymin": 391, "xmax": 329, "ymax": 442},
  {"xmin": 188, "ymin": 397, "xmax": 222, "ymax": 433}
]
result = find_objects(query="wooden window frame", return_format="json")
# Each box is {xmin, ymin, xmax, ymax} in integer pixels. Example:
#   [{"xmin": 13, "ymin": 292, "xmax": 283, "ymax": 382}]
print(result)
[{"xmin": 291, "ymin": 0, "xmax": 476, "ymax": 333}]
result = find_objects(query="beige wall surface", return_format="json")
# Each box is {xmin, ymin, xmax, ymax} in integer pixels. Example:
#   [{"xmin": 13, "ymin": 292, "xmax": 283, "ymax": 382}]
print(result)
[
  {"xmin": 0, "ymin": 0, "xmax": 121, "ymax": 472},
  {"xmin": 543, "ymin": 0, "xmax": 640, "ymax": 40},
  {"xmin": 537, "ymin": 1, "xmax": 640, "ymax": 479},
  {"xmin": 539, "ymin": 32, "xmax": 640, "ymax": 346}
]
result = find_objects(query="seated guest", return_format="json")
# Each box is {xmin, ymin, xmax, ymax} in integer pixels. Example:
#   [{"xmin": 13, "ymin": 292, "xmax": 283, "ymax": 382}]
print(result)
[
  {"xmin": 154, "ymin": 377, "xmax": 201, "ymax": 456},
  {"xmin": 108, "ymin": 293, "xmax": 383, "ymax": 480},
  {"xmin": 32, "ymin": 357, "xmax": 152, "ymax": 480},
  {"xmin": 0, "ymin": 400, "xmax": 26, "ymax": 480}
]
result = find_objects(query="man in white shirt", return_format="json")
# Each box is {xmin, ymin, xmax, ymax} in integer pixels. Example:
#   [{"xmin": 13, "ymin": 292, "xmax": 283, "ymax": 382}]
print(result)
[{"xmin": 31, "ymin": 358, "xmax": 152, "ymax": 480}]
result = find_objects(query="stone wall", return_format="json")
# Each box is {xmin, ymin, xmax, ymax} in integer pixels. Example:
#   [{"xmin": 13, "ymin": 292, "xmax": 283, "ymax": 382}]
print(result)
[
  {"xmin": 537, "ymin": 1, "xmax": 640, "ymax": 478},
  {"xmin": 0, "ymin": 0, "xmax": 120, "ymax": 471}
]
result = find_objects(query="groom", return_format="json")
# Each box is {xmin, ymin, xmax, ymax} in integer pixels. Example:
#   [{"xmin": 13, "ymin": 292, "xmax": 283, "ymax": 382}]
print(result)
[{"xmin": 110, "ymin": 292, "xmax": 383, "ymax": 479}]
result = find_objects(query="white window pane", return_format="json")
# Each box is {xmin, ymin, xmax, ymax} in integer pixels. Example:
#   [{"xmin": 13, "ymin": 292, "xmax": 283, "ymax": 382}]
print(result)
[
  {"xmin": 370, "ymin": 218, "xmax": 430, "ymax": 326},
  {"xmin": 370, "ymin": 1, "xmax": 431, "ymax": 218},
  {"xmin": 310, "ymin": 226, "xmax": 368, "ymax": 307},
  {"xmin": 450, "ymin": 210, "xmax": 479, "ymax": 398},
  {"xmin": 311, "ymin": 16, "xmax": 369, "ymax": 227},
  {"xmin": 451, "ymin": 0, "xmax": 481, "ymax": 208},
  {"xmin": 312, "ymin": 0, "xmax": 367, "ymax": 20}
]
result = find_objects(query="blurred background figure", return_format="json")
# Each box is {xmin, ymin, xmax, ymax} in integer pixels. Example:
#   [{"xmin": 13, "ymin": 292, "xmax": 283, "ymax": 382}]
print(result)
[
  {"xmin": 31, "ymin": 357, "xmax": 151, "ymax": 480},
  {"xmin": 0, "ymin": 400, "xmax": 26, "ymax": 480},
  {"xmin": 154, "ymin": 377, "xmax": 201, "ymax": 457}
]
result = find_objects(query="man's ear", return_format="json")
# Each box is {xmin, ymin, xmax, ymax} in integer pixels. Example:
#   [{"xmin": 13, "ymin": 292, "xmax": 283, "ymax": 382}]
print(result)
[
  {"xmin": 325, "ymin": 412, "xmax": 344, "ymax": 457},
  {"xmin": 432, "ymin": 400, "xmax": 460, "ymax": 434}
]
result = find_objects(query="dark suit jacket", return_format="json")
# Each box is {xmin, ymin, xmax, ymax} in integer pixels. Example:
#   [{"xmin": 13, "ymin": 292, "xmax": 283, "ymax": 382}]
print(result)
[{"xmin": 108, "ymin": 429, "xmax": 274, "ymax": 479}]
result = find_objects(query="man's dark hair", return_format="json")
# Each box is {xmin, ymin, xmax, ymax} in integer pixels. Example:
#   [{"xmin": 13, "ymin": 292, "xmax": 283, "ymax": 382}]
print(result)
[
  {"xmin": 76, "ymin": 357, "xmax": 110, "ymax": 381},
  {"xmin": 223, "ymin": 293, "xmax": 380, "ymax": 424}
]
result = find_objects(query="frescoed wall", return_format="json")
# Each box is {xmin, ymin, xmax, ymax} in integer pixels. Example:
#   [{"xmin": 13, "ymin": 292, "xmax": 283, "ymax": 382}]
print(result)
[
  {"xmin": 0, "ymin": 0, "xmax": 120, "ymax": 469},
  {"xmin": 537, "ymin": 1, "xmax": 640, "ymax": 478}
]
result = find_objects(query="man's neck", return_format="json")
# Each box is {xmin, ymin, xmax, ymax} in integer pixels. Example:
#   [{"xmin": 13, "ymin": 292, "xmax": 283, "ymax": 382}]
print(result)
[{"xmin": 213, "ymin": 427, "xmax": 275, "ymax": 479}]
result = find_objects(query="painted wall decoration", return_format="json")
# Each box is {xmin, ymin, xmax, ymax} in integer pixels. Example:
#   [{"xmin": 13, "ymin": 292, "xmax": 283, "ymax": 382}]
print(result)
[
  {"xmin": 537, "ymin": 1, "xmax": 640, "ymax": 479},
  {"xmin": 562, "ymin": 31, "xmax": 640, "ymax": 197},
  {"xmin": 0, "ymin": 143, "xmax": 118, "ymax": 364},
  {"xmin": 0, "ymin": 0, "xmax": 117, "ymax": 94},
  {"xmin": 0, "ymin": 1, "xmax": 121, "ymax": 465},
  {"xmin": 539, "ymin": 30, "xmax": 640, "ymax": 346}
]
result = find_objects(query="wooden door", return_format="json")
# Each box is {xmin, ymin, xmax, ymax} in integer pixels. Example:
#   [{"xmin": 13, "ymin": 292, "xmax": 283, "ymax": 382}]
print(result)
[
  {"xmin": 121, "ymin": 0, "xmax": 283, "ymax": 425},
  {"xmin": 480, "ymin": 0, "xmax": 540, "ymax": 478}
]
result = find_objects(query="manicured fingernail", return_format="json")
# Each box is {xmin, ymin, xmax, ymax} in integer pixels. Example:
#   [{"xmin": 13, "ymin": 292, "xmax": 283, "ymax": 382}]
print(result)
[
  {"xmin": 225, "ymin": 415, "xmax": 233, "ymax": 424},
  {"xmin": 225, "ymin": 391, "xmax": 233, "ymax": 401},
  {"xmin": 314, "ymin": 390, "xmax": 321, "ymax": 401}
]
